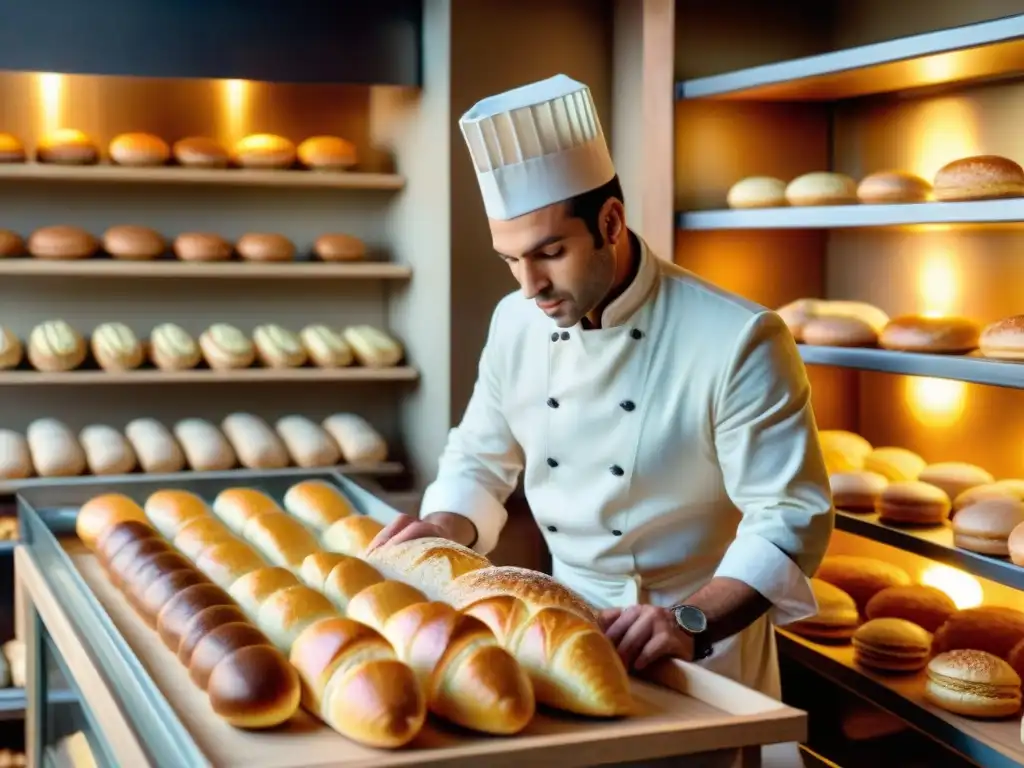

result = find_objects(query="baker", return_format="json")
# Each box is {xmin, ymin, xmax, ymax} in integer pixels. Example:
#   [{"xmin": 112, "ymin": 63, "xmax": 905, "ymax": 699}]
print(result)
[{"xmin": 367, "ymin": 74, "xmax": 834, "ymax": 698}]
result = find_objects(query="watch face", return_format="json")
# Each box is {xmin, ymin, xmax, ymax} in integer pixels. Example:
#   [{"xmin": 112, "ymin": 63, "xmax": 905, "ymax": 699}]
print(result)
[{"xmin": 674, "ymin": 605, "xmax": 708, "ymax": 634}]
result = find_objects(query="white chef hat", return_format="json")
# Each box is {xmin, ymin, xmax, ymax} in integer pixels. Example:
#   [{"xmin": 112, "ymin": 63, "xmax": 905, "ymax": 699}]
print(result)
[{"xmin": 459, "ymin": 74, "xmax": 616, "ymax": 221}]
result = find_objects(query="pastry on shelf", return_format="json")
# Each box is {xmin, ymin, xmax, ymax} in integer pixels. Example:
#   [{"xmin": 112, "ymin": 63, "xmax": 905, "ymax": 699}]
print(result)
[
  {"xmin": 108, "ymin": 132, "xmax": 171, "ymax": 167},
  {"xmin": 102, "ymin": 225, "xmax": 166, "ymax": 261},
  {"xmin": 173, "ymin": 232, "xmax": 233, "ymax": 262},
  {"xmin": 818, "ymin": 429, "xmax": 873, "ymax": 473},
  {"xmin": 0, "ymin": 229, "xmax": 22, "ymax": 257},
  {"xmin": 864, "ymin": 585, "xmax": 956, "ymax": 633},
  {"xmin": 934, "ymin": 606, "xmax": 1024, "ymax": 660},
  {"xmin": 785, "ymin": 172, "xmax": 858, "ymax": 206},
  {"xmin": 221, "ymin": 413, "xmax": 290, "ymax": 470},
  {"xmin": 26, "ymin": 418, "xmax": 86, "ymax": 477},
  {"xmin": 149, "ymin": 322, "xmax": 202, "ymax": 371},
  {"xmin": 776, "ymin": 298, "xmax": 889, "ymax": 343},
  {"xmin": 173, "ymin": 418, "xmax": 237, "ymax": 472},
  {"xmin": 172, "ymin": 136, "xmax": 229, "ymax": 168},
  {"xmin": 27, "ymin": 319, "xmax": 87, "ymax": 372},
  {"xmin": 876, "ymin": 480, "xmax": 949, "ymax": 526},
  {"xmin": 275, "ymin": 415, "xmax": 342, "ymax": 468},
  {"xmin": 198, "ymin": 323, "xmax": 256, "ymax": 370},
  {"xmin": 856, "ymin": 170, "xmax": 932, "ymax": 204},
  {"xmin": 852, "ymin": 618, "xmax": 932, "ymax": 673},
  {"xmin": 300, "ymin": 324, "xmax": 353, "ymax": 367},
  {"xmin": 313, "ymin": 233, "xmax": 366, "ymax": 262},
  {"xmin": 978, "ymin": 314, "xmax": 1024, "ymax": 361},
  {"xmin": 35, "ymin": 128, "xmax": 99, "ymax": 165},
  {"xmin": 879, "ymin": 314, "xmax": 981, "ymax": 354},
  {"xmin": 0, "ymin": 132, "xmax": 24, "ymax": 163},
  {"xmin": 829, "ymin": 470, "xmax": 887, "ymax": 511},
  {"xmin": 298, "ymin": 135, "xmax": 358, "ymax": 171},
  {"xmin": 925, "ymin": 649, "xmax": 1021, "ymax": 718},
  {"xmin": 954, "ymin": 479, "xmax": 1024, "ymax": 513},
  {"xmin": 0, "ymin": 326, "xmax": 22, "ymax": 370},
  {"xmin": 863, "ymin": 446, "xmax": 926, "ymax": 482},
  {"xmin": 236, "ymin": 233, "xmax": 295, "ymax": 262},
  {"xmin": 79, "ymin": 424, "xmax": 137, "ymax": 476},
  {"xmin": 788, "ymin": 578, "xmax": 859, "ymax": 642},
  {"xmin": 91, "ymin": 321, "xmax": 144, "ymax": 371},
  {"xmin": 814, "ymin": 555, "xmax": 911, "ymax": 614},
  {"xmin": 933, "ymin": 155, "xmax": 1024, "ymax": 202},
  {"xmin": 725, "ymin": 176, "xmax": 787, "ymax": 209},
  {"xmin": 124, "ymin": 417, "xmax": 186, "ymax": 474},
  {"xmin": 231, "ymin": 133, "xmax": 296, "ymax": 169},
  {"xmin": 918, "ymin": 461, "xmax": 994, "ymax": 502},
  {"xmin": 801, "ymin": 315, "xmax": 878, "ymax": 347},
  {"xmin": 0, "ymin": 429, "xmax": 31, "ymax": 480},
  {"xmin": 322, "ymin": 413, "xmax": 388, "ymax": 464},
  {"xmin": 253, "ymin": 324, "xmax": 307, "ymax": 368},
  {"xmin": 342, "ymin": 325, "xmax": 404, "ymax": 368},
  {"xmin": 27, "ymin": 225, "xmax": 99, "ymax": 260},
  {"xmin": 952, "ymin": 498, "xmax": 1024, "ymax": 557}
]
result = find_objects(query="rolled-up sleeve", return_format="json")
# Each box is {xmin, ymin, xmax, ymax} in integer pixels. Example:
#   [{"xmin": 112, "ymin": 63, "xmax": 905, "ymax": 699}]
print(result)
[
  {"xmin": 419, "ymin": 302, "xmax": 524, "ymax": 555},
  {"xmin": 711, "ymin": 310, "xmax": 834, "ymax": 626}
]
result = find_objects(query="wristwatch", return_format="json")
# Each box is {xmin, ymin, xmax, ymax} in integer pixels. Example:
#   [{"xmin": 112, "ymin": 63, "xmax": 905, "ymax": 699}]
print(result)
[{"xmin": 672, "ymin": 604, "xmax": 713, "ymax": 661}]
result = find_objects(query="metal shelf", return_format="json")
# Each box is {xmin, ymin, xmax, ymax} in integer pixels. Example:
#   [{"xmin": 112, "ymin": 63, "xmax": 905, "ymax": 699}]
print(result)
[
  {"xmin": 0, "ymin": 687, "xmax": 75, "ymax": 720},
  {"xmin": 0, "ymin": 366, "xmax": 419, "ymax": 386},
  {"xmin": 0, "ymin": 259, "xmax": 412, "ymax": 280},
  {"xmin": 777, "ymin": 631, "xmax": 1024, "ymax": 768},
  {"xmin": 677, "ymin": 199, "xmax": 1024, "ymax": 231},
  {"xmin": 798, "ymin": 346, "xmax": 1024, "ymax": 389},
  {"xmin": 835, "ymin": 510, "xmax": 1024, "ymax": 591},
  {"xmin": 677, "ymin": 14, "xmax": 1024, "ymax": 101}
]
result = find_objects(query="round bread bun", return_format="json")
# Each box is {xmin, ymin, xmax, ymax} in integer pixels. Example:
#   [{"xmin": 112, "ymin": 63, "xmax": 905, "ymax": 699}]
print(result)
[
  {"xmin": 925, "ymin": 649, "xmax": 1022, "ymax": 718},
  {"xmin": 726, "ymin": 176, "xmax": 787, "ymax": 209},
  {"xmin": 207, "ymin": 644, "xmax": 301, "ymax": 729},
  {"xmin": 864, "ymin": 585, "xmax": 957, "ymax": 633},
  {"xmin": 188, "ymin": 622, "xmax": 269, "ymax": 689},
  {"xmin": 27, "ymin": 225, "xmax": 99, "ymax": 260},
  {"xmin": 0, "ymin": 133, "xmax": 25, "ymax": 163},
  {"xmin": 933, "ymin": 155, "xmax": 1024, "ymax": 202},
  {"xmin": 819, "ymin": 429, "xmax": 874, "ymax": 474},
  {"xmin": 830, "ymin": 471, "xmax": 888, "ymax": 511},
  {"xmin": 297, "ymin": 135, "xmax": 358, "ymax": 170},
  {"xmin": 236, "ymin": 233, "xmax": 295, "ymax": 262},
  {"xmin": 787, "ymin": 578, "xmax": 859, "ymax": 641},
  {"xmin": 0, "ymin": 230, "xmax": 23, "ymax": 257},
  {"xmin": 138, "ymin": 569, "xmax": 210, "ymax": 621},
  {"xmin": 801, "ymin": 315, "xmax": 878, "ymax": 347},
  {"xmin": 313, "ymin": 233, "xmax": 366, "ymax": 262},
  {"xmin": 979, "ymin": 315, "xmax": 1024, "ymax": 361},
  {"xmin": 933, "ymin": 606, "xmax": 1024, "ymax": 659},
  {"xmin": 876, "ymin": 480, "xmax": 950, "ymax": 525},
  {"xmin": 918, "ymin": 462, "xmax": 995, "ymax": 503},
  {"xmin": 785, "ymin": 172, "xmax": 858, "ymax": 206},
  {"xmin": 867, "ymin": 443, "xmax": 928, "ymax": 482},
  {"xmin": 75, "ymin": 492, "xmax": 149, "ymax": 551},
  {"xmin": 106, "ymin": 538, "xmax": 173, "ymax": 590},
  {"xmin": 94, "ymin": 519, "xmax": 159, "ymax": 565},
  {"xmin": 852, "ymin": 617, "xmax": 932, "ymax": 672},
  {"xmin": 172, "ymin": 136, "xmax": 229, "ymax": 168},
  {"xmin": 232, "ymin": 134, "xmax": 296, "ymax": 169},
  {"xmin": 156, "ymin": 582, "xmax": 234, "ymax": 652},
  {"xmin": 108, "ymin": 132, "xmax": 171, "ymax": 167},
  {"xmin": 814, "ymin": 555, "xmax": 911, "ymax": 614},
  {"xmin": 176, "ymin": 604, "xmax": 250, "ymax": 665},
  {"xmin": 173, "ymin": 232, "xmax": 233, "ymax": 262},
  {"xmin": 879, "ymin": 314, "xmax": 981, "ymax": 354},
  {"xmin": 102, "ymin": 225, "xmax": 166, "ymax": 261},
  {"xmin": 952, "ymin": 497, "xmax": 1024, "ymax": 556},
  {"xmin": 857, "ymin": 170, "xmax": 932, "ymax": 204},
  {"xmin": 954, "ymin": 481, "xmax": 1024, "ymax": 513},
  {"xmin": 36, "ymin": 129, "xmax": 99, "ymax": 165}
]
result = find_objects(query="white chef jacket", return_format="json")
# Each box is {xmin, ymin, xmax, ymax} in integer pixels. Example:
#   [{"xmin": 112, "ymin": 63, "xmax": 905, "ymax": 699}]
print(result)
[{"xmin": 421, "ymin": 233, "xmax": 835, "ymax": 697}]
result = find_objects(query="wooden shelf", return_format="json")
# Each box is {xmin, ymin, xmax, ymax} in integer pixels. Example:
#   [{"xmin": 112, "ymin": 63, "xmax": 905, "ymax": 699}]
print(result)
[
  {"xmin": 676, "ymin": 14, "xmax": 1024, "ymax": 101},
  {"xmin": 798, "ymin": 346, "xmax": 1024, "ymax": 390},
  {"xmin": 0, "ymin": 259, "xmax": 412, "ymax": 280},
  {"xmin": 835, "ymin": 510, "xmax": 1024, "ymax": 591},
  {"xmin": 0, "ymin": 367, "xmax": 419, "ymax": 386},
  {"xmin": 777, "ymin": 631, "xmax": 1024, "ymax": 768},
  {"xmin": 0, "ymin": 163, "xmax": 405, "ymax": 191}
]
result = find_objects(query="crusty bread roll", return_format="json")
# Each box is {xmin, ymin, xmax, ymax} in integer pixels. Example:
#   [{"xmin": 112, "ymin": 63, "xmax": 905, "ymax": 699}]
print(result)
[
  {"xmin": 212, "ymin": 487, "xmax": 283, "ymax": 534},
  {"xmin": 220, "ymin": 413, "xmax": 290, "ymax": 470},
  {"xmin": 785, "ymin": 172, "xmax": 858, "ymax": 206},
  {"xmin": 297, "ymin": 136, "xmax": 358, "ymax": 170},
  {"xmin": 124, "ymin": 418, "xmax": 186, "ymax": 474},
  {"xmin": 367, "ymin": 537, "xmax": 490, "ymax": 602},
  {"xmin": 0, "ymin": 230, "xmax": 24, "ymax": 257},
  {"xmin": 979, "ymin": 315, "xmax": 1024, "ymax": 360},
  {"xmin": 173, "ymin": 233, "xmax": 233, "ymax": 262},
  {"xmin": 299, "ymin": 324, "xmax": 353, "ymax": 368},
  {"xmin": 856, "ymin": 170, "xmax": 932, "ymax": 204},
  {"xmin": 918, "ymin": 462, "xmax": 994, "ymax": 502},
  {"xmin": 312, "ymin": 234, "xmax": 365, "ymax": 262},
  {"xmin": 236, "ymin": 233, "xmax": 295, "ymax": 263},
  {"xmin": 282, "ymin": 480, "xmax": 354, "ymax": 532},
  {"xmin": 447, "ymin": 566, "xmax": 599, "ymax": 624},
  {"xmin": 90, "ymin": 322, "xmax": 144, "ymax": 371},
  {"xmin": 863, "ymin": 447, "xmax": 926, "ymax": 482},
  {"xmin": 320, "ymin": 515, "xmax": 385, "ymax": 558},
  {"xmin": 321, "ymin": 413, "xmax": 388, "ymax": 464},
  {"xmin": 173, "ymin": 418, "xmax": 237, "ymax": 471},
  {"xmin": 79, "ymin": 424, "xmax": 137, "ymax": 475},
  {"xmin": 342, "ymin": 325, "xmax": 403, "ymax": 368},
  {"xmin": 27, "ymin": 225, "xmax": 99, "ymax": 260},
  {"xmin": 801, "ymin": 315, "xmax": 878, "ymax": 347},
  {"xmin": 0, "ymin": 133, "xmax": 25, "ymax": 163},
  {"xmin": 172, "ymin": 137, "xmax": 229, "ymax": 168},
  {"xmin": 0, "ymin": 326, "xmax": 23, "ymax": 370},
  {"xmin": 275, "ymin": 417, "xmax": 342, "ymax": 469},
  {"xmin": 102, "ymin": 225, "xmax": 166, "ymax": 261},
  {"xmin": 814, "ymin": 555, "xmax": 911, "ymax": 614},
  {"xmin": 933, "ymin": 155, "xmax": 1024, "ymax": 202},
  {"xmin": 149, "ymin": 322, "xmax": 202, "ymax": 371},
  {"xmin": 232, "ymin": 134, "xmax": 296, "ymax": 169},
  {"xmin": 253, "ymin": 324, "xmax": 307, "ymax": 368},
  {"xmin": 864, "ymin": 585, "xmax": 956, "ymax": 633},
  {"xmin": 36, "ymin": 129, "xmax": 98, "ymax": 165},
  {"xmin": 26, "ymin": 418, "xmax": 86, "ymax": 477},
  {"xmin": 199, "ymin": 324, "xmax": 255, "ymax": 370},
  {"xmin": 776, "ymin": 298, "xmax": 889, "ymax": 342},
  {"xmin": 27, "ymin": 319, "xmax": 87, "ymax": 372},
  {"xmin": 725, "ymin": 176, "xmax": 787, "ymax": 209},
  {"xmin": 0, "ymin": 430, "xmax": 32, "ymax": 480},
  {"xmin": 933, "ymin": 606, "xmax": 1024, "ymax": 659},
  {"xmin": 108, "ymin": 133, "xmax": 170, "ymax": 167},
  {"xmin": 829, "ymin": 471, "xmax": 888, "ymax": 511},
  {"xmin": 879, "ymin": 315, "xmax": 981, "ymax": 354}
]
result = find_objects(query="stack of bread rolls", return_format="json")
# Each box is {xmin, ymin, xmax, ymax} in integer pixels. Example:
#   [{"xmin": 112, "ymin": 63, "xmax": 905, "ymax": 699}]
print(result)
[{"xmin": 0, "ymin": 413, "xmax": 388, "ymax": 480}]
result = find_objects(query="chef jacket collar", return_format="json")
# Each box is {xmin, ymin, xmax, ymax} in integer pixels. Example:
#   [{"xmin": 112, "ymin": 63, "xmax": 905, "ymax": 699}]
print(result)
[{"xmin": 586, "ymin": 232, "xmax": 660, "ymax": 330}]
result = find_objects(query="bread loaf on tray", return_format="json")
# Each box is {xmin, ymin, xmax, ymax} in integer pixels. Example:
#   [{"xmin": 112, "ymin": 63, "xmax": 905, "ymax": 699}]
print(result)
[{"xmin": 74, "ymin": 493, "xmax": 301, "ymax": 729}]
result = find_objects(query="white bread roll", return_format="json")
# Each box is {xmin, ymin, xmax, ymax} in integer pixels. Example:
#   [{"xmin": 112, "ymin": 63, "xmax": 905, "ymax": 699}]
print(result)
[
  {"xmin": 172, "ymin": 418, "xmax": 236, "ymax": 471},
  {"xmin": 149, "ymin": 323, "xmax": 202, "ymax": 371},
  {"xmin": 124, "ymin": 418, "xmax": 186, "ymax": 474},
  {"xmin": 79, "ymin": 425, "xmax": 137, "ymax": 475},
  {"xmin": 252, "ymin": 324, "xmax": 306, "ymax": 368},
  {"xmin": 801, "ymin": 315, "xmax": 878, "ymax": 347},
  {"xmin": 775, "ymin": 298, "xmax": 890, "ymax": 342},
  {"xmin": 726, "ymin": 176, "xmax": 787, "ymax": 208},
  {"xmin": 27, "ymin": 319, "xmax": 87, "ymax": 372},
  {"xmin": 341, "ymin": 326, "xmax": 403, "ymax": 368},
  {"xmin": 856, "ymin": 170, "xmax": 932, "ymax": 204},
  {"xmin": 320, "ymin": 515, "xmax": 385, "ymax": 558},
  {"xmin": 321, "ymin": 413, "xmax": 387, "ymax": 464},
  {"xmin": 90, "ymin": 322, "xmax": 144, "ymax": 371},
  {"xmin": 785, "ymin": 172, "xmax": 858, "ymax": 206},
  {"xmin": 198, "ymin": 324, "xmax": 255, "ymax": 370},
  {"xmin": 0, "ymin": 430, "xmax": 32, "ymax": 479},
  {"xmin": 879, "ymin": 315, "xmax": 981, "ymax": 354},
  {"xmin": 299, "ymin": 324, "xmax": 353, "ymax": 368},
  {"xmin": 26, "ymin": 418, "xmax": 86, "ymax": 477},
  {"xmin": 220, "ymin": 413, "xmax": 290, "ymax": 470},
  {"xmin": 275, "ymin": 416, "xmax": 341, "ymax": 468},
  {"xmin": 241, "ymin": 512, "xmax": 320, "ymax": 571},
  {"xmin": 283, "ymin": 480, "xmax": 355, "ymax": 532},
  {"xmin": 211, "ymin": 488, "xmax": 282, "ymax": 534}
]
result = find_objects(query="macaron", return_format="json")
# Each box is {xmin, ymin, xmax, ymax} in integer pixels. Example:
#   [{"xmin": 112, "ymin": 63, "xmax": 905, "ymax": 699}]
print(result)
[
  {"xmin": 952, "ymin": 498, "xmax": 1024, "ymax": 556},
  {"xmin": 876, "ymin": 480, "xmax": 950, "ymax": 525},
  {"xmin": 852, "ymin": 618, "xmax": 933, "ymax": 673},
  {"xmin": 954, "ymin": 481, "xmax": 1024, "ymax": 513},
  {"xmin": 830, "ymin": 471, "xmax": 888, "ymax": 511},
  {"xmin": 814, "ymin": 555, "xmax": 911, "ymax": 614},
  {"xmin": 924, "ymin": 649, "xmax": 1022, "ymax": 718},
  {"xmin": 919, "ymin": 462, "xmax": 995, "ymax": 503},
  {"xmin": 864, "ymin": 585, "xmax": 957, "ymax": 633},
  {"xmin": 788, "ymin": 578, "xmax": 859, "ymax": 642}
]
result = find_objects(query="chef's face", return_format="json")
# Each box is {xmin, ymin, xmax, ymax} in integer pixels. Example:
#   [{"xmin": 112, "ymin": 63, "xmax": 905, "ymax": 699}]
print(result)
[{"xmin": 490, "ymin": 198, "xmax": 625, "ymax": 327}]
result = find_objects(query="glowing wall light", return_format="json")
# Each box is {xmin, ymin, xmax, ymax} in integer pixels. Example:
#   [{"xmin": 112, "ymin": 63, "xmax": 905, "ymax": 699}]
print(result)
[
  {"xmin": 36, "ymin": 72, "xmax": 64, "ymax": 135},
  {"xmin": 905, "ymin": 377, "xmax": 967, "ymax": 428},
  {"xmin": 907, "ymin": 98, "xmax": 980, "ymax": 182},
  {"xmin": 920, "ymin": 563, "xmax": 983, "ymax": 610},
  {"xmin": 917, "ymin": 248, "xmax": 960, "ymax": 318},
  {"xmin": 220, "ymin": 79, "xmax": 250, "ymax": 145}
]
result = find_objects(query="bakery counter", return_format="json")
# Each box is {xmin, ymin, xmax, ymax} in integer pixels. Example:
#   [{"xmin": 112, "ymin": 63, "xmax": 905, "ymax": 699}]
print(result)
[{"xmin": 14, "ymin": 471, "xmax": 807, "ymax": 767}]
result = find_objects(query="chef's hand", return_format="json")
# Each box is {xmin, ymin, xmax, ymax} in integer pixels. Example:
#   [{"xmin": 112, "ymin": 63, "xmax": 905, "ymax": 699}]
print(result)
[
  {"xmin": 598, "ymin": 605, "xmax": 694, "ymax": 671},
  {"xmin": 365, "ymin": 512, "xmax": 477, "ymax": 554}
]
